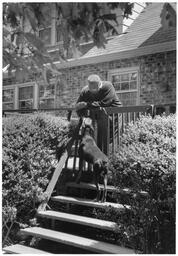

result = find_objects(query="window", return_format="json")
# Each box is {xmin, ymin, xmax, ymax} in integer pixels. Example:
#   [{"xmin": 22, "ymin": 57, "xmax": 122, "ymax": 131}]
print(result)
[
  {"xmin": 56, "ymin": 15, "xmax": 63, "ymax": 43},
  {"xmin": 109, "ymin": 67, "xmax": 139, "ymax": 106},
  {"xmin": 19, "ymin": 86, "xmax": 34, "ymax": 109},
  {"xmin": 38, "ymin": 4, "xmax": 52, "ymax": 45},
  {"xmin": 39, "ymin": 83, "xmax": 55, "ymax": 109},
  {"xmin": 39, "ymin": 27, "xmax": 51, "ymax": 45},
  {"xmin": 3, "ymin": 89, "xmax": 14, "ymax": 110}
]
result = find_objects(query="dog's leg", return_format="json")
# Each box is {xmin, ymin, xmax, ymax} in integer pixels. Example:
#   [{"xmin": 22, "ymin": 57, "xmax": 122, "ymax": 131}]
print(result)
[
  {"xmin": 101, "ymin": 174, "xmax": 107, "ymax": 203},
  {"xmin": 75, "ymin": 158, "xmax": 84, "ymax": 184},
  {"xmin": 93, "ymin": 171, "xmax": 101, "ymax": 202}
]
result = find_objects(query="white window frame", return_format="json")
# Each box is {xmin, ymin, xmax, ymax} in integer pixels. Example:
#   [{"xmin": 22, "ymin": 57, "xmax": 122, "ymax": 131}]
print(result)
[
  {"xmin": 38, "ymin": 4, "xmax": 56, "ymax": 46},
  {"xmin": 18, "ymin": 82, "xmax": 37, "ymax": 109},
  {"xmin": 108, "ymin": 66, "xmax": 140, "ymax": 105},
  {"xmin": 38, "ymin": 78, "xmax": 56, "ymax": 109}
]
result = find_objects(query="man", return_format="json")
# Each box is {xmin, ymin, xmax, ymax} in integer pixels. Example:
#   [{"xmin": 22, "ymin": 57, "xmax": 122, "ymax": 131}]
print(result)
[
  {"xmin": 76, "ymin": 74, "xmax": 122, "ymax": 116},
  {"xmin": 75, "ymin": 74, "xmax": 122, "ymax": 154}
]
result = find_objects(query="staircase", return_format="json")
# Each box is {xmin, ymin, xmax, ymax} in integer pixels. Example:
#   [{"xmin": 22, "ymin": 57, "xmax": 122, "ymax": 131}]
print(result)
[
  {"xmin": 3, "ymin": 179, "xmax": 137, "ymax": 254},
  {"xmin": 3, "ymin": 120, "xmax": 142, "ymax": 254}
]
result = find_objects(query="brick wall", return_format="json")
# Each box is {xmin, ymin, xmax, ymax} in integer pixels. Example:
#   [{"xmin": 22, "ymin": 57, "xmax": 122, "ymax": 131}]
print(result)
[{"xmin": 55, "ymin": 50, "xmax": 176, "ymax": 107}]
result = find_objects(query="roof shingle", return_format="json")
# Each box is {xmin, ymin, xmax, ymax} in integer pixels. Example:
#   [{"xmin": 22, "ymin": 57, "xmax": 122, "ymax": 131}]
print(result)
[{"xmin": 82, "ymin": 3, "xmax": 176, "ymax": 59}]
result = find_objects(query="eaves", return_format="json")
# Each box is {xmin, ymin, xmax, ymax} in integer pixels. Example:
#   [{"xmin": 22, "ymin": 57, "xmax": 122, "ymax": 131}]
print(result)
[{"xmin": 52, "ymin": 41, "xmax": 176, "ymax": 70}]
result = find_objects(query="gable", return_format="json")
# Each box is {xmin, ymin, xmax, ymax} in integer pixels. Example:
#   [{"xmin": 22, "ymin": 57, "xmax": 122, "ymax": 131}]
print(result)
[
  {"xmin": 160, "ymin": 3, "xmax": 176, "ymax": 29},
  {"xmin": 82, "ymin": 3, "xmax": 176, "ymax": 60}
]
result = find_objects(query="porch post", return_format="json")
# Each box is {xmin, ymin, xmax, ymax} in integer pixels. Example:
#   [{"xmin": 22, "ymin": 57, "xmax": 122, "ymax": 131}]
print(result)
[
  {"xmin": 14, "ymin": 85, "xmax": 19, "ymax": 109},
  {"xmin": 33, "ymin": 82, "xmax": 39, "ymax": 109}
]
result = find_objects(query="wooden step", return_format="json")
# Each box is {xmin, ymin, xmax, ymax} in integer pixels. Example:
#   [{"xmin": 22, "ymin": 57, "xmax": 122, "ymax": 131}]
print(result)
[
  {"xmin": 3, "ymin": 244, "xmax": 50, "ymax": 254},
  {"xmin": 20, "ymin": 227, "xmax": 135, "ymax": 254},
  {"xmin": 66, "ymin": 182, "xmax": 149, "ymax": 196},
  {"xmin": 66, "ymin": 182, "xmax": 117, "ymax": 192},
  {"xmin": 37, "ymin": 210, "xmax": 118, "ymax": 231},
  {"xmin": 51, "ymin": 195, "xmax": 130, "ymax": 210}
]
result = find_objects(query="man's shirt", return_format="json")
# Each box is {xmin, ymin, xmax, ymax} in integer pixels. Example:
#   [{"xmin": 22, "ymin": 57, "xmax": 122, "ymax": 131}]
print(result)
[{"xmin": 76, "ymin": 81, "xmax": 122, "ymax": 116}]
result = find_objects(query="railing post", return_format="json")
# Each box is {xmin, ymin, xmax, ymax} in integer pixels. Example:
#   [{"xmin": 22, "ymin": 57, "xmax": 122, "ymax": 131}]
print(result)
[
  {"xmin": 149, "ymin": 105, "xmax": 155, "ymax": 118},
  {"xmin": 67, "ymin": 110, "xmax": 72, "ymax": 121},
  {"xmin": 90, "ymin": 109, "xmax": 109, "ymax": 156},
  {"xmin": 99, "ymin": 110, "xmax": 110, "ymax": 156}
]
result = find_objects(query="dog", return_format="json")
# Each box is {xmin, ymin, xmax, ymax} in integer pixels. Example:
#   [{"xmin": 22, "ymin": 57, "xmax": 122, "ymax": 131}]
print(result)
[{"xmin": 75, "ymin": 117, "xmax": 108, "ymax": 203}]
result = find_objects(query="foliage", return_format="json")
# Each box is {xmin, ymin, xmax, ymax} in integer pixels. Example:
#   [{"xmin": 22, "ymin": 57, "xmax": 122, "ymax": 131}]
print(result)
[
  {"xmin": 2, "ymin": 113, "xmax": 76, "ymax": 233},
  {"xmin": 3, "ymin": 2, "xmax": 134, "ymax": 79},
  {"xmin": 95, "ymin": 114, "xmax": 176, "ymax": 253}
]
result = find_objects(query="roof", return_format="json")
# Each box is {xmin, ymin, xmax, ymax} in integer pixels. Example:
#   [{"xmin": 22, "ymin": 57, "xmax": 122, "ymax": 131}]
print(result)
[
  {"xmin": 169, "ymin": 3, "xmax": 177, "ymax": 12},
  {"xmin": 81, "ymin": 3, "xmax": 176, "ymax": 59}
]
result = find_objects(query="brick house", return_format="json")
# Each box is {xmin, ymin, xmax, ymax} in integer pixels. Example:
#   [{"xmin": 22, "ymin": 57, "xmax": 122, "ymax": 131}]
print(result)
[{"xmin": 3, "ymin": 3, "xmax": 176, "ymax": 110}]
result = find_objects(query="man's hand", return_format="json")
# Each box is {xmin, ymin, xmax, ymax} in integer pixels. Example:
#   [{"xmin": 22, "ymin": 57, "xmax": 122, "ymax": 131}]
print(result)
[{"xmin": 75, "ymin": 101, "xmax": 88, "ymax": 111}]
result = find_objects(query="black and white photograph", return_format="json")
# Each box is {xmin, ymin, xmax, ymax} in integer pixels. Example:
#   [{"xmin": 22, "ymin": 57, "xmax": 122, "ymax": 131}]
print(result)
[{"xmin": 2, "ymin": 1, "xmax": 176, "ymax": 254}]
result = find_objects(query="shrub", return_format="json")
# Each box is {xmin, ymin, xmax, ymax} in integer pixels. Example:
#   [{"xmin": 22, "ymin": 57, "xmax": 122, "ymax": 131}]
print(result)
[
  {"xmin": 2, "ymin": 113, "xmax": 76, "ymax": 235},
  {"xmin": 97, "ymin": 114, "xmax": 176, "ymax": 253}
]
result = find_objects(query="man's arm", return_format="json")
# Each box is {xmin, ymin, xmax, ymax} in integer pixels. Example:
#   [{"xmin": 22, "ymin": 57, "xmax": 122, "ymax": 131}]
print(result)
[
  {"xmin": 88, "ymin": 82, "xmax": 122, "ymax": 107},
  {"xmin": 75, "ymin": 88, "xmax": 88, "ymax": 116}
]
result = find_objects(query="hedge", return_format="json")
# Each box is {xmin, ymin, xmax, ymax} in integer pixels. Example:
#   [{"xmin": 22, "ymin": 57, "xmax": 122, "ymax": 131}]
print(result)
[
  {"xmin": 95, "ymin": 114, "xmax": 176, "ymax": 253},
  {"xmin": 2, "ymin": 113, "xmax": 76, "ymax": 232}
]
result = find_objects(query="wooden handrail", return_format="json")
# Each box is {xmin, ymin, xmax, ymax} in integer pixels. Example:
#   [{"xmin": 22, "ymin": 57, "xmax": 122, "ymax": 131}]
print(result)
[
  {"xmin": 3, "ymin": 103, "xmax": 176, "ymax": 117},
  {"xmin": 104, "ymin": 105, "xmax": 152, "ymax": 115},
  {"xmin": 37, "ymin": 118, "xmax": 82, "ymax": 212}
]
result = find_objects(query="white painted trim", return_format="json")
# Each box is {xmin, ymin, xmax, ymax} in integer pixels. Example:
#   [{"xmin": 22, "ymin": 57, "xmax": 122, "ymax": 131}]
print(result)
[
  {"xmin": 51, "ymin": 41, "xmax": 176, "ymax": 69},
  {"xmin": 14, "ymin": 86, "xmax": 19, "ymax": 109},
  {"xmin": 115, "ymin": 89, "xmax": 138, "ymax": 93},
  {"xmin": 3, "ymin": 84, "xmax": 17, "ymax": 90},
  {"xmin": 14, "ymin": 82, "xmax": 36, "ymax": 88},
  {"xmin": 109, "ymin": 66, "xmax": 140, "ymax": 74},
  {"xmin": 33, "ymin": 82, "xmax": 39, "ymax": 109},
  {"xmin": 51, "ymin": 4, "xmax": 56, "ymax": 46}
]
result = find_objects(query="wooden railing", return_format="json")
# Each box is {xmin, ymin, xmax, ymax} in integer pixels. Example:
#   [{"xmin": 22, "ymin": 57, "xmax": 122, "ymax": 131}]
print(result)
[
  {"xmin": 88, "ymin": 105, "xmax": 153, "ymax": 155},
  {"xmin": 3, "ymin": 103, "xmax": 176, "ymax": 156},
  {"xmin": 4, "ymin": 103, "xmax": 175, "ymax": 212}
]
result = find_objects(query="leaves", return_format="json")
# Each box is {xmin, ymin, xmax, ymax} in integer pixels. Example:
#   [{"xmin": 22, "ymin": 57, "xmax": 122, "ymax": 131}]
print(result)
[
  {"xmin": 108, "ymin": 114, "xmax": 176, "ymax": 253},
  {"xmin": 24, "ymin": 32, "xmax": 46, "ymax": 52},
  {"xmin": 24, "ymin": 6, "xmax": 38, "ymax": 31},
  {"xmin": 3, "ymin": 3, "xmax": 135, "ymax": 81},
  {"xmin": 93, "ymin": 20, "xmax": 107, "ymax": 48},
  {"xmin": 2, "ymin": 113, "xmax": 75, "ymax": 227}
]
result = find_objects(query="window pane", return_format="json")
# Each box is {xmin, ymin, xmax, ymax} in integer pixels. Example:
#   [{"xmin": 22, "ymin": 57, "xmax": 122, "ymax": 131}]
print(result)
[
  {"xmin": 39, "ymin": 4, "xmax": 52, "ymax": 28},
  {"xmin": 130, "ymin": 72, "xmax": 137, "ymax": 81},
  {"xmin": 39, "ymin": 98, "xmax": 54, "ymax": 109},
  {"xmin": 3, "ymin": 89, "xmax": 14, "ymax": 102},
  {"xmin": 121, "ymin": 74, "xmax": 129, "ymax": 81},
  {"xmin": 112, "ymin": 75, "xmax": 120, "ymax": 83},
  {"xmin": 120, "ymin": 82, "xmax": 129, "ymax": 91},
  {"xmin": 117, "ymin": 92, "xmax": 137, "ymax": 106},
  {"xmin": 130, "ymin": 81, "xmax": 137, "ymax": 90},
  {"xmin": 39, "ymin": 84, "xmax": 55, "ymax": 97},
  {"xmin": 114, "ymin": 82, "xmax": 121, "ymax": 91},
  {"xmin": 56, "ymin": 25, "xmax": 63, "ymax": 42},
  {"xmin": 19, "ymin": 86, "xmax": 33, "ymax": 100},
  {"xmin": 39, "ymin": 27, "xmax": 51, "ymax": 45},
  {"xmin": 19, "ymin": 100, "xmax": 33, "ymax": 109},
  {"xmin": 3, "ymin": 103, "xmax": 14, "ymax": 110}
]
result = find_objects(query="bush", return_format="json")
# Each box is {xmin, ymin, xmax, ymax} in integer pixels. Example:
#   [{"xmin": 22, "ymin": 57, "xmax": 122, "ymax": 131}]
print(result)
[
  {"xmin": 97, "ymin": 114, "xmax": 176, "ymax": 253},
  {"xmin": 2, "ymin": 113, "xmax": 76, "ymax": 232}
]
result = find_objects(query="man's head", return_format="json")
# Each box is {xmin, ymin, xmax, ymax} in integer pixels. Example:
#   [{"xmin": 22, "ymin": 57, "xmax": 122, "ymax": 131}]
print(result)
[{"xmin": 87, "ymin": 74, "xmax": 101, "ymax": 92}]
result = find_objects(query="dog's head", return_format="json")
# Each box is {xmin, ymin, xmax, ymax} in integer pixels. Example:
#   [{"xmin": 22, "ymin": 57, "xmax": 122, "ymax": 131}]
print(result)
[{"xmin": 81, "ymin": 117, "xmax": 94, "ymax": 135}]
